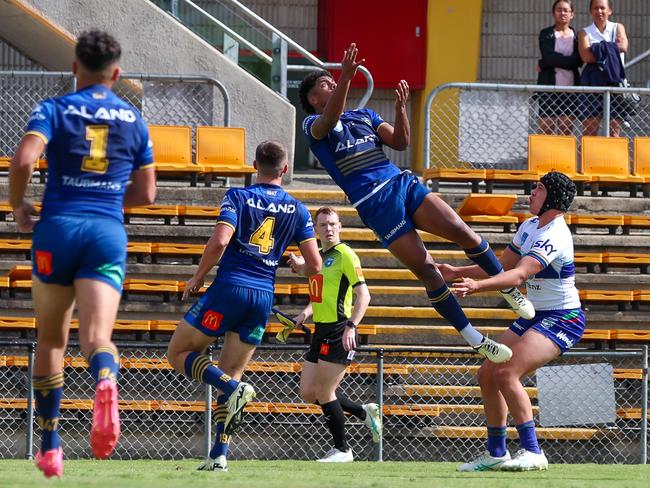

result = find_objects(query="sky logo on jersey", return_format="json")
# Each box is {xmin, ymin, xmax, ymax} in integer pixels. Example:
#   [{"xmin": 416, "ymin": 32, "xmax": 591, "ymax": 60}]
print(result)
[
  {"xmin": 201, "ymin": 310, "xmax": 223, "ymax": 331},
  {"xmin": 63, "ymin": 105, "xmax": 137, "ymax": 123},
  {"xmin": 324, "ymin": 257, "xmax": 334, "ymax": 267},
  {"xmin": 533, "ymin": 239, "xmax": 557, "ymax": 256}
]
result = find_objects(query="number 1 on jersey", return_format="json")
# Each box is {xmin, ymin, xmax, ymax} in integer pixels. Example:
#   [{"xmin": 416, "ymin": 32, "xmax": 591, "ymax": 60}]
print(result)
[
  {"xmin": 81, "ymin": 125, "xmax": 109, "ymax": 173},
  {"xmin": 249, "ymin": 217, "xmax": 275, "ymax": 255}
]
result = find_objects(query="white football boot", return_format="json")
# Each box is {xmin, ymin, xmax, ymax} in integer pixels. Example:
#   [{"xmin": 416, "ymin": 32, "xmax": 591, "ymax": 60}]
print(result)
[{"xmin": 457, "ymin": 450, "xmax": 511, "ymax": 472}]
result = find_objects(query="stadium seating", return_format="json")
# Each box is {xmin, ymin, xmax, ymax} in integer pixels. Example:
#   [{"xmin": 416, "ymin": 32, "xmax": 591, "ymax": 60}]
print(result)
[
  {"xmin": 149, "ymin": 125, "xmax": 201, "ymax": 186},
  {"xmin": 633, "ymin": 136, "xmax": 650, "ymax": 197},
  {"xmin": 422, "ymin": 168, "xmax": 486, "ymax": 192},
  {"xmin": 581, "ymin": 136, "xmax": 644, "ymax": 196},
  {"xmin": 195, "ymin": 126, "xmax": 255, "ymax": 186}
]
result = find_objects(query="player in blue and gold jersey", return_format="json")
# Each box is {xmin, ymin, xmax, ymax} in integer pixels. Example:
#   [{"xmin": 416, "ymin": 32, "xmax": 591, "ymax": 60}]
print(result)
[
  {"xmin": 167, "ymin": 140, "xmax": 322, "ymax": 472},
  {"xmin": 9, "ymin": 31, "xmax": 156, "ymax": 478},
  {"xmin": 299, "ymin": 43, "xmax": 534, "ymax": 364}
]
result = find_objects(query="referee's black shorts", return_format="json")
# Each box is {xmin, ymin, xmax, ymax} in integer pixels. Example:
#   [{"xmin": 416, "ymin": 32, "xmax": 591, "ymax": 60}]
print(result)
[{"xmin": 304, "ymin": 320, "xmax": 358, "ymax": 365}]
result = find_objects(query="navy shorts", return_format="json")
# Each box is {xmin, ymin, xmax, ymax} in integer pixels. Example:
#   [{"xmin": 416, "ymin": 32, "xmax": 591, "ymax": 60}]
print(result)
[
  {"xmin": 184, "ymin": 281, "xmax": 274, "ymax": 345},
  {"xmin": 32, "ymin": 215, "xmax": 127, "ymax": 292},
  {"xmin": 510, "ymin": 308, "xmax": 585, "ymax": 354},
  {"xmin": 355, "ymin": 172, "xmax": 430, "ymax": 247}
]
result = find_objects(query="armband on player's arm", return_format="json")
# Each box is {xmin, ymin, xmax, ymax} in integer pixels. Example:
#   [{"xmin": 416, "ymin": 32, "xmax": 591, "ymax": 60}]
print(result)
[{"xmin": 344, "ymin": 319, "xmax": 357, "ymax": 329}]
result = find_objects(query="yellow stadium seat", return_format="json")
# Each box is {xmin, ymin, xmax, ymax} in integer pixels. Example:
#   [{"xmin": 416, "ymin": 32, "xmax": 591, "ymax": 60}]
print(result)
[
  {"xmin": 528, "ymin": 134, "xmax": 590, "ymax": 193},
  {"xmin": 196, "ymin": 126, "xmax": 256, "ymax": 186},
  {"xmin": 149, "ymin": 125, "xmax": 202, "ymax": 186},
  {"xmin": 457, "ymin": 194, "xmax": 517, "ymax": 216},
  {"xmin": 633, "ymin": 137, "xmax": 650, "ymax": 197},
  {"xmin": 422, "ymin": 168, "xmax": 486, "ymax": 192},
  {"xmin": 581, "ymin": 136, "xmax": 643, "ymax": 196}
]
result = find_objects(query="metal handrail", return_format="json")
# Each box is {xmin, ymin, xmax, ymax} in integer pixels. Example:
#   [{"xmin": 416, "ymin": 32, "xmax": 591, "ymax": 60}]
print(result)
[
  {"xmin": 169, "ymin": 0, "xmax": 374, "ymax": 108},
  {"xmin": 626, "ymin": 47, "xmax": 650, "ymax": 69},
  {"xmin": 423, "ymin": 82, "xmax": 650, "ymax": 169},
  {"xmin": 183, "ymin": 0, "xmax": 271, "ymax": 64},
  {"xmin": 0, "ymin": 70, "xmax": 231, "ymax": 127}
]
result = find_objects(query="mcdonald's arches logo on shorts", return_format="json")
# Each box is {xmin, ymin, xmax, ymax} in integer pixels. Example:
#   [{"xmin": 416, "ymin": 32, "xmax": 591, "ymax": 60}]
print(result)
[{"xmin": 201, "ymin": 310, "xmax": 224, "ymax": 331}]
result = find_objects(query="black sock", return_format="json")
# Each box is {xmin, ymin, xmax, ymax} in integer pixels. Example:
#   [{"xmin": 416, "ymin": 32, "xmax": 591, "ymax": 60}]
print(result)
[
  {"xmin": 336, "ymin": 391, "xmax": 366, "ymax": 420},
  {"xmin": 321, "ymin": 400, "xmax": 348, "ymax": 451}
]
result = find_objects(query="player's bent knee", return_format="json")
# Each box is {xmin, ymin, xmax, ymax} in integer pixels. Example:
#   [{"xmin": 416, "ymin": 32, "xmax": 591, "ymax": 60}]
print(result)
[
  {"xmin": 477, "ymin": 363, "xmax": 498, "ymax": 387},
  {"xmin": 300, "ymin": 387, "xmax": 317, "ymax": 404}
]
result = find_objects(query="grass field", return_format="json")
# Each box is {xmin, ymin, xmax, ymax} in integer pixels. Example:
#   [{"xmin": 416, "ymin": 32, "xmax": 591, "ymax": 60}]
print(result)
[{"xmin": 2, "ymin": 460, "xmax": 649, "ymax": 488}]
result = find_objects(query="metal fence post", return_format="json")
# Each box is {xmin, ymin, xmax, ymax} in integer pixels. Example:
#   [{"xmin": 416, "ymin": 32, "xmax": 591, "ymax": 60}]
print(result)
[
  {"xmin": 271, "ymin": 33, "xmax": 288, "ymax": 97},
  {"xmin": 203, "ymin": 345, "xmax": 214, "ymax": 458},
  {"xmin": 25, "ymin": 342, "xmax": 35, "ymax": 460},
  {"xmin": 375, "ymin": 348, "xmax": 384, "ymax": 462},
  {"xmin": 603, "ymin": 91, "xmax": 611, "ymax": 137},
  {"xmin": 642, "ymin": 345, "xmax": 648, "ymax": 464}
]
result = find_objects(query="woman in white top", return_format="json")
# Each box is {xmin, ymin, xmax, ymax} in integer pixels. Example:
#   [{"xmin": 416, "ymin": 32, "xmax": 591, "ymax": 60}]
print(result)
[
  {"xmin": 439, "ymin": 172, "xmax": 585, "ymax": 472},
  {"xmin": 578, "ymin": 0, "xmax": 629, "ymax": 136}
]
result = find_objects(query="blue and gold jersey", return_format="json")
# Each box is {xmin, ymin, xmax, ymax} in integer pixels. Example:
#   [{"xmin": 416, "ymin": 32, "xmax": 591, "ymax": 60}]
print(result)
[
  {"xmin": 302, "ymin": 108, "xmax": 400, "ymax": 205},
  {"xmin": 216, "ymin": 183, "xmax": 315, "ymax": 292},
  {"xmin": 25, "ymin": 84, "xmax": 153, "ymax": 222}
]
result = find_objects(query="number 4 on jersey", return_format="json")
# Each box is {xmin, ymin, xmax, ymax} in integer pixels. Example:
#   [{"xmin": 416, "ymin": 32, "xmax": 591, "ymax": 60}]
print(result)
[{"xmin": 249, "ymin": 217, "xmax": 275, "ymax": 254}]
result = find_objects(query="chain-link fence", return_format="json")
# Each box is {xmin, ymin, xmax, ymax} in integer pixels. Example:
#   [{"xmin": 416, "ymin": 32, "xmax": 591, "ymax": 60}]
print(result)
[
  {"xmin": 0, "ymin": 340, "xmax": 646, "ymax": 464},
  {"xmin": 0, "ymin": 71, "xmax": 230, "ymax": 158},
  {"xmin": 424, "ymin": 83, "xmax": 650, "ymax": 170}
]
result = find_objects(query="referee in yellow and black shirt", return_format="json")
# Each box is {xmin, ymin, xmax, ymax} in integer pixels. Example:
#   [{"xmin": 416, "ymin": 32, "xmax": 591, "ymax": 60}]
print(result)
[{"xmin": 288, "ymin": 206, "xmax": 381, "ymax": 462}]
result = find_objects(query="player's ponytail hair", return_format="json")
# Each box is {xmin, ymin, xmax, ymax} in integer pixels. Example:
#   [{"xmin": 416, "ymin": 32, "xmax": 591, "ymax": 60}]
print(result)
[
  {"xmin": 75, "ymin": 30, "xmax": 121, "ymax": 73},
  {"xmin": 255, "ymin": 140, "xmax": 287, "ymax": 177}
]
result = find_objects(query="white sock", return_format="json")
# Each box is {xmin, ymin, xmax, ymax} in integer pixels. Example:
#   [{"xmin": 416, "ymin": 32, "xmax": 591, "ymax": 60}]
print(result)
[{"xmin": 460, "ymin": 323, "xmax": 484, "ymax": 347}]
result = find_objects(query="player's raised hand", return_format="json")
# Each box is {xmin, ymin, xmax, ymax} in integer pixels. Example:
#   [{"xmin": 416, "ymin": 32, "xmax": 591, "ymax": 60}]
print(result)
[
  {"xmin": 395, "ymin": 80, "xmax": 409, "ymax": 110},
  {"xmin": 451, "ymin": 277, "xmax": 480, "ymax": 298},
  {"xmin": 340, "ymin": 43, "xmax": 365, "ymax": 80},
  {"xmin": 182, "ymin": 275, "xmax": 205, "ymax": 301},
  {"xmin": 12, "ymin": 201, "xmax": 38, "ymax": 233},
  {"xmin": 287, "ymin": 252, "xmax": 305, "ymax": 274}
]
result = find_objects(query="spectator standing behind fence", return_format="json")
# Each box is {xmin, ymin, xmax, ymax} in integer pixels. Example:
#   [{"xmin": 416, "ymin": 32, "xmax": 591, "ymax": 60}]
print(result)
[
  {"xmin": 166, "ymin": 140, "xmax": 321, "ymax": 472},
  {"xmin": 578, "ymin": 0, "xmax": 629, "ymax": 137},
  {"xmin": 289, "ymin": 207, "xmax": 381, "ymax": 462},
  {"xmin": 537, "ymin": 0, "xmax": 582, "ymax": 135},
  {"xmin": 9, "ymin": 31, "xmax": 157, "ymax": 478},
  {"xmin": 437, "ymin": 172, "xmax": 585, "ymax": 472}
]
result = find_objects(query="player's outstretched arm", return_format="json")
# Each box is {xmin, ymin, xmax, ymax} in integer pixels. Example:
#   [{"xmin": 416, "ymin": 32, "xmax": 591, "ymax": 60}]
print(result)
[
  {"xmin": 123, "ymin": 167, "xmax": 157, "ymax": 207},
  {"xmin": 182, "ymin": 223, "xmax": 234, "ymax": 300},
  {"xmin": 452, "ymin": 256, "xmax": 543, "ymax": 297},
  {"xmin": 310, "ymin": 43, "xmax": 365, "ymax": 140},
  {"xmin": 377, "ymin": 80, "xmax": 410, "ymax": 151},
  {"xmin": 9, "ymin": 134, "xmax": 43, "ymax": 232}
]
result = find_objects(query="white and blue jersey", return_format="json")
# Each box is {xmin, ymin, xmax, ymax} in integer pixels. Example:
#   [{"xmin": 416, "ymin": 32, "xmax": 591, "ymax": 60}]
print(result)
[
  {"xmin": 302, "ymin": 108, "xmax": 400, "ymax": 205},
  {"xmin": 508, "ymin": 216, "xmax": 584, "ymax": 352},
  {"xmin": 508, "ymin": 216, "xmax": 581, "ymax": 311},
  {"xmin": 25, "ymin": 84, "xmax": 154, "ymax": 222}
]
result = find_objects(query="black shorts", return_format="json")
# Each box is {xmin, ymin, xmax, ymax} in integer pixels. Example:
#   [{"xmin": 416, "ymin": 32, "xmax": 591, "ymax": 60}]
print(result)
[{"xmin": 304, "ymin": 320, "xmax": 358, "ymax": 365}]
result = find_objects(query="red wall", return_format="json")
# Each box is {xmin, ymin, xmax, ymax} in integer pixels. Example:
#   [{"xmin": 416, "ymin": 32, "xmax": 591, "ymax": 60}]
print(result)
[{"xmin": 317, "ymin": 0, "xmax": 427, "ymax": 89}]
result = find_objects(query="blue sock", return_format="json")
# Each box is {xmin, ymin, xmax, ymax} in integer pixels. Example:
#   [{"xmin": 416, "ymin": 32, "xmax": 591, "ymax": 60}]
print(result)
[
  {"xmin": 33, "ymin": 372, "xmax": 64, "ymax": 452},
  {"xmin": 89, "ymin": 346, "xmax": 120, "ymax": 385},
  {"xmin": 487, "ymin": 426, "xmax": 507, "ymax": 457},
  {"xmin": 464, "ymin": 237, "xmax": 504, "ymax": 276},
  {"xmin": 427, "ymin": 285, "xmax": 470, "ymax": 332},
  {"xmin": 209, "ymin": 394, "xmax": 230, "ymax": 459},
  {"xmin": 184, "ymin": 351, "xmax": 238, "ymax": 396},
  {"xmin": 516, "ymin": 420, "xmax": 541, "ymax": 454}
]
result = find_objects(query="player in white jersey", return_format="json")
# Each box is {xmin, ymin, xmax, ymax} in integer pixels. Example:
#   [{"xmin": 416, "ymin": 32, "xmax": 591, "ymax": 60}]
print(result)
[{"xmin": 438, "ymin": 172, "xmax": 585, "ymax": 472}]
